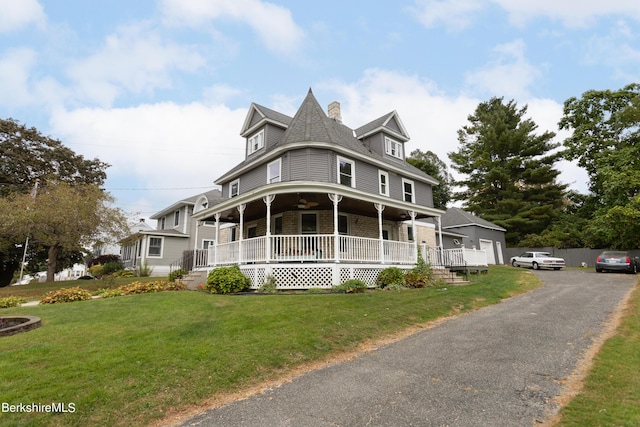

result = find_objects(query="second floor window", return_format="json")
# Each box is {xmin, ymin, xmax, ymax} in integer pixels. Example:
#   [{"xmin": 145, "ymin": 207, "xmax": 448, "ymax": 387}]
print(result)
[
  {"xmin": 230, "ymin": 180, "xmax": 239, "ymax": 197},
  {"xmin": 379, "ymin": 170, "xmax": 389, "ymax": 196},
  {"xmin": 268, "ymin": 158, "xmax": 281, "ymax": 183},
  {"xmin": 385, "ymin": 137, "xmax": 403, "ymax": 159},
  {"xmin": 173, "ymin": 210, "xmax": 180, "ymax": 227},
  {"xmin": 402, "ymin": 178, "xmax": 415, "ymax": 203},
  {"xmin": 248, "ymin": 130, "xmax": 264, "ymax": 155},
  {"xmin": 337, "ymin": 156, "xmax": 355, "ymax": 187}
]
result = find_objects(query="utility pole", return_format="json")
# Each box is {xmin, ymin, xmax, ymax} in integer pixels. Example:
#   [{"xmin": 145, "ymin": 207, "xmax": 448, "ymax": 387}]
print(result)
[{"xmin": 18, "ymin": 179, "xmax": 39, "ymax": 284}]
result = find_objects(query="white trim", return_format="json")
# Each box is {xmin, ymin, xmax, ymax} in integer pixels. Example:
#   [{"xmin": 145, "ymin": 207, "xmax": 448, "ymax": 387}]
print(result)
[
  {"xmin": 402, "ymin": 178, "xmax": 415, "ymax": 203},
  {"xmin": 248, "ymin": 129, "xmax": 264, "ymax": 155},
  {"xmin": 147, "ymin": 236, "xmax": 164, "ymax": 258},
  {"xmin": 337, "ymin": 155, "xmax": 355, "ymax": 188},
  {"xmin": 378, "ymin": 170, "xmax": 389, "ymax": 196},
  {"xmin": 173, "ymin": 210, "xmax": 180, "ymax": 228},
  {"xmin": 267, "ymin": 158, "xmax": 281, "ymax": 184},
  {"xmin": 384, "ymin": 136, "xmax": 403, "ymax": 159},
  {"xmin": 230, "ymin": 179, "xmax": 240, "ymax": 198}
]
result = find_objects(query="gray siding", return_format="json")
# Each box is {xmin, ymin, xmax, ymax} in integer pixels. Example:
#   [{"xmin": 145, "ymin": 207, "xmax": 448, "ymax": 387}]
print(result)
[
  {"xmin": 265, "ymin": 125, "xmax": 285, "ymax": 152},
  {"xmin": 288, "ymin": 148, "xmax": 331, "ymax": 181}
]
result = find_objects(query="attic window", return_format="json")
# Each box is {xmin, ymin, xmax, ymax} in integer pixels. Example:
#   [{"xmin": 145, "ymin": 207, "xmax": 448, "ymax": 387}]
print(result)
[
  {"xmin": 385, "ymin": 137, "xmax": 403, "ymax": 159},
  {"xmin": 248, "ymin": 130, "xmax": 264, "ymax": 154}
]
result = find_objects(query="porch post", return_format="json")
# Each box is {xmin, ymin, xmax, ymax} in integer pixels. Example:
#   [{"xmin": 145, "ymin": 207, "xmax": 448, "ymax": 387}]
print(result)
[
  {"xmin": 237, "ymin": 204, "xmax": 246, "ymax": 264},
  {"xmin": 214, "ymin": 212, "xmax": 221, "ymax": 267},
  {"xmin": 192, "ymin": 219, "xmax": 200, "ymax": 271},
  {"xmin": 409, "ymin": 210, "xmax": 417, "ymax": 262},
  {"xmin": 263, "ymin": 195, "xmax": 275, "ymax": 263},
  {"xmin": 374, "ymin": 203, "xmax": 385, "ymax": 263},
  {"xmin": 328, "ymin": 194, "xmax": 343, "ymax": 263},
  {"xmin": 436, "ymin": 215, "xmax": 443, "ymax": 249}
]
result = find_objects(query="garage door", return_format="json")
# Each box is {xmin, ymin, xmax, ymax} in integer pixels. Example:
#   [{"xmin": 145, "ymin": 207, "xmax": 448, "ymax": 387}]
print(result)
[{"xmin": 479, "ymin": 239, "xmax": 496, "ymax": 265}]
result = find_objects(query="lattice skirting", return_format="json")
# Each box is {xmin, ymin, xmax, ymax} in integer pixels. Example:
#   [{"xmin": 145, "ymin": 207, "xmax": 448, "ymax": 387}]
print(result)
[{"xmin": 239, "ymin": 264, "xmax": 412, "ymax": 289}]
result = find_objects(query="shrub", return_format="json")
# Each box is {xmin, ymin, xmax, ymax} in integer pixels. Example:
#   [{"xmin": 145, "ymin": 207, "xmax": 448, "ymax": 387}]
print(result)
[
  {"xmin": 102, "ymin": 261, "xmax": 124, "ymax": 276},
  {"xmin": 96, "ymin": 288, "xmax": 125, "ymax": 298},
  {"xmin": 404, "ymin": 249, "xmax": 435, "ymax": 288},
  {"xmin": 377, "ymin": 267, "xmax": 405, "ymax": 288},
  {"xmin": 112, "ymin": 269, "xmax": 135, "ymax": 278},
  {"xmin": 40, "ymin": 287, "xmax": 93, "ymax": 304},
  {"xmin": 88, "ymin": 264, "xmax": 104, "ymax": 277},
  {"xmin": 0, "ymin": 296, "xmax": 26, "ymax": 309},
  {"xmin": 332, "ymin": 279, "xmax": 367, "ymax": 293},
  {"xmin": 168, "ymin": 269, "xmax": 188, "ymax": 282},
  {"xmin": 206, "ymin": 266, "xmax": 250, "ymax": 294},
  {"xmin": 88, "ymin": 254, "xmax": 121, "ymax": 267},
  {"xmin": 257, "ymin": 275, "xmax": 277, "ymax": 293},
  {"xmin": 136, "ymin": 262, "xmax": 154, "ymax": 277}
]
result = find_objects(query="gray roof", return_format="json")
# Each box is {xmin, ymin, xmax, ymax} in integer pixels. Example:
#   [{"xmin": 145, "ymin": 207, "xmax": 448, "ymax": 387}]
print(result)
[
  {"xmin": 150, "ymin": 189, "xmax": 223, "ymax": 219},
  {"xmin": 441, "ymin": 207, "xmax": 507, "ymax": 232},
  {"xmin": 218, "ymin": 89, "xmax": 437, "ymax": 184}
]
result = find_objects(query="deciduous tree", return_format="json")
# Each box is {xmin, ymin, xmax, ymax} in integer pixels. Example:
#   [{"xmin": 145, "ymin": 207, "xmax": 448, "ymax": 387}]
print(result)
[{"xmin": 406, "ymin": 149, "xmax": 452, "ymax": 210}]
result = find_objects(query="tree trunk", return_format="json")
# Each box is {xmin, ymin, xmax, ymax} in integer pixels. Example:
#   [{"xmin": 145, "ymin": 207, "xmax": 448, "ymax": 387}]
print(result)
[{"xmin": 47, "ymin": 245, "xmax": 62, "ymax": 283}]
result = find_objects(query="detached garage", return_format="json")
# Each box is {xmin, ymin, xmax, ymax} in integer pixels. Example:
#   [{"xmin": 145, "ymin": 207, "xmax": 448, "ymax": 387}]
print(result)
[{"xmin": 439, "ymin": 207, "xmax": 507, "ymax": 265}]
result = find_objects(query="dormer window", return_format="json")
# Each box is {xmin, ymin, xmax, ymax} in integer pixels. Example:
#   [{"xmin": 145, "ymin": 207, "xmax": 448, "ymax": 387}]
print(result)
[
  {"xmin": 248, "ymin": 130, "xmax": 264, "ymax": 155},
  {"xmin": 385, "ymin": 137, "xmax": 403, "ymax": 159}
]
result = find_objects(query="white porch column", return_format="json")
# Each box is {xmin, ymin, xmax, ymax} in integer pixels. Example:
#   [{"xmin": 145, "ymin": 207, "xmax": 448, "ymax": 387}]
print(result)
[
  {"xmin": 328, "ymin": 194, "xmax": 343, "ymax": 263},
  {"xmin": 374, "ymin": 203, "xmax": 385, "ymax": 263},
  {"xmin": 409, "ymin": 210, "xmax": 417, "ymax": 262},
  {"xmin": 436, "ymin": 215, "xmax": 443, "ymax": 249},
  {"xmin": 237, "ymin": 204, "xmax": 246, "ymax": 264},
  {"xmin": 192, "ymin": 219, "xmax": 200, "ymax": 270},
  {"xmin": 212, "ymin": 213, "xmax": 221, "ymax": 266},
  {"xmin": 263, "ymin": 195, "xmax": 275, "ymax": 263}
]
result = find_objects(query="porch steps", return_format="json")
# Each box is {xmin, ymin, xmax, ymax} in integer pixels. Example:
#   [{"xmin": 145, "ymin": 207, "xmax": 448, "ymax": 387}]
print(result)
[
  {"xmin": 179, "ymin": 270, "xmax": 208, "ymax": 290},
  {"xmin": 432, "ymin": 268, "xmax": 470, "ymax": 285}
]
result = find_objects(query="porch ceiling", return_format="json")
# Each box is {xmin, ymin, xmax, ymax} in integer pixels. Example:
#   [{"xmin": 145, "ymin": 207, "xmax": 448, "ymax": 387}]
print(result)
[{"xmin": 199, "ymin": 190, "xmax": 437, "ymax": 224}]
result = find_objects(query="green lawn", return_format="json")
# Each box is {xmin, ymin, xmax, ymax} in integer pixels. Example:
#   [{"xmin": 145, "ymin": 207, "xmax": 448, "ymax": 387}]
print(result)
[
  {"xmin": 1, "ymin": 267, "xmax": 540, "ymax": 426},
  {"xmin": 555, "ymin": 284, "xmax": 640, "ymax": 426}
]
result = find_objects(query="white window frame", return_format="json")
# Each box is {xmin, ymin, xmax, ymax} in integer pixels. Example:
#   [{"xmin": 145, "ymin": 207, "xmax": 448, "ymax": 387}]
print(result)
[
  {"xmin": 159, "ymin": 217, "xmax": 165, "ymax": 230},
  {"xmin": 402, "ymin": 178, "xmax": 415, "ymax": 203},
  {"xmin": 147, "ymin": 236, "xmax": 164, "ymax": 258},
  {"xmin": 378, "ymin": 170, "xmax": 389, "ymax": 196},
  {"xmin": 230, "ymin": 179, "xmax": 240, "ymax": 198},
  {"xmin": 202, "ymin": 239, "xmax": 215, "ymax": 250},
  {"xmin": 385, "ymin": 136, "xmax": 403, "ymax": 159},
  {"xmin": 267, "ymin": 158, "xmax": 281, "ymax": 184},
  {"xmin": 248, "ymin": 130, "xmax": 264, "ymax": 155},
  {"xmin": 337, "ymin": 156, "xmax": 355, "ymax": 188},
  {"xmin": 173, "ymin": 210, "xmax": 180, "ymax": 227}
]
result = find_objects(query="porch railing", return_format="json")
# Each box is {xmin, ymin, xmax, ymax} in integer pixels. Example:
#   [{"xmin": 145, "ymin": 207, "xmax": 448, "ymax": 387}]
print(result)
[{"xmin": 198, "ymin": 235, "xmax": 487, "ymax": 269}]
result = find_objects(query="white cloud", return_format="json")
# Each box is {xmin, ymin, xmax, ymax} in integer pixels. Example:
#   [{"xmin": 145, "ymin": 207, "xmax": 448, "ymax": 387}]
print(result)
[
  {"xmin": 322, "ymin": 69, "xmax": 588, "ymax": 194},
  {"xmin": 0, "ymin": 0, "xmax": 45, "ymax": 33},
  {"xmin": 493, "ymin": 0, "xmax": 640, "ymax": 28},
  {"xmin": 67, "ymin": 24, "xmax": 206, "ymax": 107},
  {"xmin": 49, "ymin": 102, "xmax": 248, "ymax": 216},
  {"xmin": 0, "ymin": 48, "xmax": 37, "ymax": 107},
  {"xmin": 409, "ymin": 0, "xmax": 640, "ymax": 30},
  {"xmin": 408, "ymin": 0, "xmax": 486, "ymax": 31},
  {"xmin": 583, "ymin": 20, "xmax": 640, "ymax": 83},
  {"xmin": 464, "ymin": 39, "xmax": 543, "ymax": 100},
  {"xmin": 160, "ymin": 0, "xmax": 305, "ymax": 56}
]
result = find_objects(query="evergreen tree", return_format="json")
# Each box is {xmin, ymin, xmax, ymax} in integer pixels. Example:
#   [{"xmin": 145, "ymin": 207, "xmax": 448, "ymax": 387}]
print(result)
[{"xmin": 448, "ymin": 97, "xmax": 567, "ymax": 246}]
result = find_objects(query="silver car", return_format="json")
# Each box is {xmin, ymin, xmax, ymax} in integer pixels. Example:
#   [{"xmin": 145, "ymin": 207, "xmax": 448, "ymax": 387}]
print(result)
[{"xmin": 510, "ymin": 251, "xmax": 565, "ymax": 270}]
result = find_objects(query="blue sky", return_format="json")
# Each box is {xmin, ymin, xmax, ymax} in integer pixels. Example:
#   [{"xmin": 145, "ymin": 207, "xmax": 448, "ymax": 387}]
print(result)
[{"xmin": 2, "ymin": 0, "xmax": 640, "ymax": 222}]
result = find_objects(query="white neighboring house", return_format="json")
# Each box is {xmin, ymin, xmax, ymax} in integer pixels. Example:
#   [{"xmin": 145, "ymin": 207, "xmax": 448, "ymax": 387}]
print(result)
[{"xmin": 54, "ymin": 263, "xmax": 88, "ymax": 281}]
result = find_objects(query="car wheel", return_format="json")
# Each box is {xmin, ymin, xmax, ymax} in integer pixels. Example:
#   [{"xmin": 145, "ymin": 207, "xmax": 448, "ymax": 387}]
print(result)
[
  {"xmin": 532, "ymin": 262, "xmax": 539, "ymax": 270},
  {"xmin": 553, "ymin": 268, "xmax": 561, "ymax": 271},
  {"xmin": 596, "ymin": 268, "xmax": 602, "ymax": 273},
  {"xmin": 511, "ymin": 260, "xmax": 517, "ymax": 267}
]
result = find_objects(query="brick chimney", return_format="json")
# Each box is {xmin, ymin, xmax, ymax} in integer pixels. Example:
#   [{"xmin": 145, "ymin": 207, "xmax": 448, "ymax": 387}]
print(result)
[{"xmin": 328, "ymin": 101, "xmax": 342, "ymax": 123}]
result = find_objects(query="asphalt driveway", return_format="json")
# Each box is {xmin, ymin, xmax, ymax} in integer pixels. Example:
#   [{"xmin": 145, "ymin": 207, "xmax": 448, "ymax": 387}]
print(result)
[{"xmin": 180, "ymin": 269, "xmax": 636, "ymax": 427}]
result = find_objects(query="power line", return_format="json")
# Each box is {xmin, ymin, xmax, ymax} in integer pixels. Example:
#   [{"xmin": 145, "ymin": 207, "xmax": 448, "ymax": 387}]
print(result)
[{"xmin": 105, "ymin": 185, "xmax": 215, "ymax": 191}]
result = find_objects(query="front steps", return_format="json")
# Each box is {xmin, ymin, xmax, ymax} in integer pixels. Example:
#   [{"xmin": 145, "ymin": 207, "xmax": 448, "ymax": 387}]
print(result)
[{"xmin": 178, "ymin": 269, "xmax": 208, "ymax": 290}]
